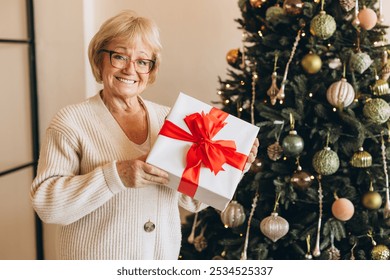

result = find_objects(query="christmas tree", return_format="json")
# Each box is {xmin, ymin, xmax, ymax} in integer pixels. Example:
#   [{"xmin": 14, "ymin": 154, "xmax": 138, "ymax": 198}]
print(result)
[{"xmin": 180, "ymin": 0, "xmax": 390, "ymax": 260}]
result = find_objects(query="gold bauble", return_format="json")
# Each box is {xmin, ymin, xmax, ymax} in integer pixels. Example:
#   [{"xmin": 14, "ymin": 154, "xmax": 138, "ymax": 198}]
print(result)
[
  {"xmin": 312, "ymin": 147, "xmax": 340, "ymax": 176},
  {"xmin": 363, "ymin": 98, "xmax": 390, "ymax": 124},
  {"xmin": 283, "ymin": 0, "xmax": 304, "ymax": 16},
  {"xmin": 310, "ymin": 11, "xmax": 337, "ymax": 40},
  {"xmin": 226, "ymin": 48, "xmax": 241, "ymax": 66},
  {"xmin": 249, "ymin": 0, "xmax": 266, "ymax": 9},
  {"xmin": 372, "ymin": 79, "xmax": 390, "ymax": 96},
  {"xmin": 220, "ymin": 200, "xmax": 246, "ymax": 228},
  {"xmin": 260, "ymin": 212, "xmax": 289, "ymax": 242},
  {"xmin": 301, "ymin": 53, "xmax": 322, "ymax": 74},
  {"xmin": 326, "ymin": 78, "xmax": 355, "ymax": 108},
  {"xmin": 371, "ymin": 245, "xmax": 390, "ymax": 260},
  {"xmin": 350, "ymin": 147, "xmax": 372, "ymax": 168},
  {"xmin": 362, "ymin": 190, "xmax": 382, "ymax": 210}
]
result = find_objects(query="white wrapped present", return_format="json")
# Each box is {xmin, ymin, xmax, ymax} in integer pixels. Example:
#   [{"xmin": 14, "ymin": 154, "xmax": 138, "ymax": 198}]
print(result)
[{"xmin": 146, "ymin": 93, "xmax": 259, "ymax": 210}]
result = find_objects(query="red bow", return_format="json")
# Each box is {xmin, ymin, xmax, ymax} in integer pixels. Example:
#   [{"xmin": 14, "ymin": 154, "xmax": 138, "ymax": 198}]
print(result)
[{"xmin": 159, "ymin": 107, "xmax": 247, "ymax": 197}]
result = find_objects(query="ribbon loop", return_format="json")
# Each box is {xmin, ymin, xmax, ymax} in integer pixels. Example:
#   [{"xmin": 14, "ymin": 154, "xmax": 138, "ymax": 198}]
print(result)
[{"xmin": 159, "ymin": 107, "xmax": 248, "ymax": 197}]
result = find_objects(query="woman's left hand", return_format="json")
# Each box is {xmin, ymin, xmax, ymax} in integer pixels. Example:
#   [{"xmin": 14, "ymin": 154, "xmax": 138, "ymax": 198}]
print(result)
[{"xmin": 247, "ymin": 138, "xmax": 259, "ymax": 164}]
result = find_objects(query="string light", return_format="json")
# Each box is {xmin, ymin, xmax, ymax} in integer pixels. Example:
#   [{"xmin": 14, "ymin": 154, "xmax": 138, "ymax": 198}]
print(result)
[
  {"xmin": 226, "ymin": 84, "xmax": 231, "ymax": 88},
  {"xmin": 309, "ymin": 92, "xmax": 313, "ymax": 97},
  {"xmin": 333, "ymin": 107, "xmax": 337, "ymax": 112}
]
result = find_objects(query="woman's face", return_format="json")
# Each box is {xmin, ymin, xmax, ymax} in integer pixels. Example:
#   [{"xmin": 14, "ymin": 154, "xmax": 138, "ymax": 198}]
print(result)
[{"xmin": 100, "ymin": 37, "xmax": 153, "ymax": 100}]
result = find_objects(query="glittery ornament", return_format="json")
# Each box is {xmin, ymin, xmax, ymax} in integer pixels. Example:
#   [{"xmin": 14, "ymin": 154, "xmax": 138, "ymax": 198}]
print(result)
[
  {"xmin": 266, "ymin": 5, "xmax": 284, "ymax": 22},
  {"xmin": 350, "ymin": 147, "xmax": 372, "ymax": 168},
  {"xmin": 363, "ymin": 98, "xmax": 390, "ymax": 124},
  {"xmin": 349, "ymin": 51, "xmax": 373, "ymax": 74},
  {"xmin": 283, "ymin": 0, "xmax": 304, "ymax": 16},
  {"xmin": 301, "ymin": 52, "xmax": 322, "ymax": 74},
  {"xmin": 326, "ymin": 78, "xmax": 355, "ymax": 108},
  {"xmin": 220, "ymin": 200, "xmax": 246, "ymax": 228},
  {"xmin": 339, "ymin": 0, "xmax": 356, "ymax": 12},
  {"xmin": 358, "ymin": 6, "xmax": 377, "ymax": 30},
  {"xmin": 312, "ymin": 147, "xmax": 340, "ymax": 176},
  {"xmin": 310, "ymin": 11, "xmax": 336, "ymax": 40},
  {"xmin": 371, "ymin": 245, "xmax": 390, "ymax": 260},
  {"xmin": 260, "ymin": 212, "xmax": 289, "ymax": 242}
]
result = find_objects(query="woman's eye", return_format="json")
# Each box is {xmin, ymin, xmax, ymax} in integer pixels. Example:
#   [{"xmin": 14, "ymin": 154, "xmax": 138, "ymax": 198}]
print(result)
[
  {"xmin": 112, "ymin": 54, "xmax": 127, "ymax": 61},
  {"xmin": 137, "ymin": 59, "xmax": 148, "ymax": 66}
]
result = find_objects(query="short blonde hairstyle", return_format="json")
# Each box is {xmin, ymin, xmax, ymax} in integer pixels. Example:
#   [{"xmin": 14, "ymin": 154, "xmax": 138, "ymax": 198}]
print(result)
[{"xmin": 88, "ymin": 10, "xmax": 162, "ymax": 84}]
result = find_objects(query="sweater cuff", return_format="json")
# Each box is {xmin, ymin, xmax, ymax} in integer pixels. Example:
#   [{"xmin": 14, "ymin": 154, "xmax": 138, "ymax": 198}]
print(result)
[{"xmin": 103, "ymin": 161, "xmax": 126, "ymax": 194}]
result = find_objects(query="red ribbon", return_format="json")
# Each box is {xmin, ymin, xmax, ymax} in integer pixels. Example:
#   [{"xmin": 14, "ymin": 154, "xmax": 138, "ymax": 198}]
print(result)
[{"xmin": 159, "ymin": 107, "xmax": 247, "ymax": 197}]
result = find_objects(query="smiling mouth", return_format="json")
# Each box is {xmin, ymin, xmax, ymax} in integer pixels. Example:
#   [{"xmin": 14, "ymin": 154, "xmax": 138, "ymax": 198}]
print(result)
[{"xmin": 116, "ymin": 77, "xmax": 136, "ymax": 84}]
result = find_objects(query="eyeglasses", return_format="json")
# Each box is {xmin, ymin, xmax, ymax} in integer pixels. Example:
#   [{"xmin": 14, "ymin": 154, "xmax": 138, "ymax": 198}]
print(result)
[{"xmin": 99, "ymin": 49, "xmax": 155, "ymax": 74}]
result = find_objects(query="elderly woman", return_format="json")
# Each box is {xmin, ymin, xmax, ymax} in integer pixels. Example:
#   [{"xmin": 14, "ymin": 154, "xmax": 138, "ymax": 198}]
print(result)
[{"xmin": 31, "ymin": 10, "xmax": 258, "ymax": 260}]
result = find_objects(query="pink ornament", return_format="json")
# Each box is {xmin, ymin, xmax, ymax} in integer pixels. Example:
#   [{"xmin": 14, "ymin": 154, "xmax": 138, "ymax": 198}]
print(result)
[
  {"xmin": 331, "ymin": 197, "xmax": 355, "ymax": 221},
  {"xmin": 358, "ymin": 6, "xmax": 377, "ymax": 30}
]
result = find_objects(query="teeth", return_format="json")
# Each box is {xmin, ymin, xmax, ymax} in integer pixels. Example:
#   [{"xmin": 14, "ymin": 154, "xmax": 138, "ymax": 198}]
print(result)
[{"xmin": 117, "ymin": 77, "xmax": 135, "ymax": 84}]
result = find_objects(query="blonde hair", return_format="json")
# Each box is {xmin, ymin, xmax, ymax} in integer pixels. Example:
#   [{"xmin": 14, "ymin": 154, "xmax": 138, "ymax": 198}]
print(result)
[{"xmin": 88, "ymin": 10, "xmax": 162, "ymax": 84}]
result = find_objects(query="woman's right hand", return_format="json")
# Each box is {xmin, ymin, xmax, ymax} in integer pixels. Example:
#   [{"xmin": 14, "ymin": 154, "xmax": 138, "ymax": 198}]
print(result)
[{"xmin": 116, "ymin": 155, "xmax": 169, "ymax": 188}]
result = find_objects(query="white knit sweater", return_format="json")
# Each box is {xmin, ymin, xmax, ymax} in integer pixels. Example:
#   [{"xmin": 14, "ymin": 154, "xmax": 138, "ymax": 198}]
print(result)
[{"xmin": 31, "ymin": 93, "xmax": 206, "ymax": 260}]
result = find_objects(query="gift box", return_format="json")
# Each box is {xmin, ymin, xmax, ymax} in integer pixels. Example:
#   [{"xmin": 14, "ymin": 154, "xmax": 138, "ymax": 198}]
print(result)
[{"xmin": 146, "ymin": 92, "xmax": 259, "ymax": 211}]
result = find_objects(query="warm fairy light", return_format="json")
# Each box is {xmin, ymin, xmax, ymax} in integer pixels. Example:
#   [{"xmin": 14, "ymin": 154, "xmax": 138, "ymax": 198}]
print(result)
[
  {"xmin": 225, "ymin": 99, "xmax": 230, "ymax": 104},
  {"xmin": 333, "ymin": 107, "xmax": 337, "ymax": 112},
  {"xmin": 226, "ymin": 84, "xmax": 231, "ymax": 88},
  {"xmin": 314, "ymin": 0, "xmax": 320, "ymax": 3},
  {"xmin": 327, "ymin": 43, "xmax": 331, "ymax": 47},
  {"xmin": 240, "ymin": 233, "xmax": 243, "ymax": 237},
  {"xmin": 224, "ymin": 225, "xmax": 228, "ymax": 229},
  {"xmin": 309, "ymin": 92, "xmax": 313, "ymax": 97},
  {"xmin": 239, "ymin": 107, "xmax": 243, "ymax": 112},
  {"xmin": 354, "ymin": 98, "xmax": 359, "ymax": 102},
  {"xmin": 283, "ymin": 156, "xmax": 287, "ymax": 160},
  {"xmin": 302, "ymin": 31, "xmax": 306, "ymax": 37},
  {"xmin": 240, "ymin": 80, "xmax": 245, "ymax": 85},
  {"xmin": 217, "ymin": 90, "xmax": 222, "ymax": 95},
  {"xmin": 279, "ymin": 100, "xmax": 284, "ymax": 105},
  {"xmin": 258, "ymin": 30, "xmax": 263, "ymax": 37}
]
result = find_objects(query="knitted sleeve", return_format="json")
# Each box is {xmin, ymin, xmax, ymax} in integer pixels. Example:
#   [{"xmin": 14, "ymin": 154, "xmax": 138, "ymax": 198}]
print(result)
[{"xmin": 31, "ymin": 126, "xmax": 126, "ymax": 226}]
